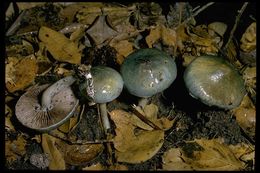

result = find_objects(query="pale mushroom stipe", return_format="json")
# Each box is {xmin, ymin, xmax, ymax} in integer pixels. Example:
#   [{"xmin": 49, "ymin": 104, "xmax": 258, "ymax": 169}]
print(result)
[
  {"xmin": 184, "ymin": 55, "xmax": 246, "ymax": 110},
  {"xmin": 120, "ymin": 48, "xmax": 177, "ymax": 107},
  {"xmin": 80, "ymin": 66, "xmax": 124, "ymax": 133}
]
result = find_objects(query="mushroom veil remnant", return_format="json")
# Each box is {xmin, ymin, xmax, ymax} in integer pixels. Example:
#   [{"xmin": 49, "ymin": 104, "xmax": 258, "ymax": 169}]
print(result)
[{"xmin": 15, "ymin": 76, "xmax": 79, "ymax": 132}]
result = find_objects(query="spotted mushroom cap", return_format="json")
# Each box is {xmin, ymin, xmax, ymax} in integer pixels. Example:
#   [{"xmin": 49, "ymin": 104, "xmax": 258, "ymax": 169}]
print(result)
[
  {"xmin": 184, "ymin": 55, "xmax": 246, "ymax": 109},
  {"xmin": 90, "ymin": 66, "xmax": 124, "ymax": 103},
  {"xmin": 121, "ymin": 48, "xmax": 177, "ymax": 98},
  {"xmin": 15, "ymin": 84, "xmax": 79, "ymax": 132}
]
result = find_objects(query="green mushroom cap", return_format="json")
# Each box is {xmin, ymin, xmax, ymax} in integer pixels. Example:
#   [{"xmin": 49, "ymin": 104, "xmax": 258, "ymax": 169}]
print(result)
[
  {"xmin": 121, "ymin": 48, "xmax": 177, "ymax": 98},
  {"xmin": 184, "ymin": 55, "xmax": 246, "ymax": 110},
  {"xmin": 90, "ymin": 66, "xmax": 123, "ymax": 103}
]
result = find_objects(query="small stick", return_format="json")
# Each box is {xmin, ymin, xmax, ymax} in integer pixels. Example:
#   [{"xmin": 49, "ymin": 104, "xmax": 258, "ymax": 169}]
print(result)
[
  {"xmin": 131, "ymin": 104, "xmax": 161, "ymax": 130},
  {"xmin": 180, "ymin": 2, "xmax": 215, "ymax": 26},
  {"xmin": 224, "ymin": 2, "xmax": 249, "ymax": 50}
]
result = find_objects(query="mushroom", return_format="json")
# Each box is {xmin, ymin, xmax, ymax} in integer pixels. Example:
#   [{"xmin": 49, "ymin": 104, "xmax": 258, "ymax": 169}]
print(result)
[
  {"xmin": 183, "ymin": 55, "xmax": 246, "ymax": 109},
  {"xmin": 15, "ymin": 76, "xmax": 79, "ymax": 132},
  {"xmin": 120, "ymin": 48, "xmax": 177, "ymax": 108},
  {"xmin": 79, "ymin": 66, "xmax": 123, "ymax": 133}
]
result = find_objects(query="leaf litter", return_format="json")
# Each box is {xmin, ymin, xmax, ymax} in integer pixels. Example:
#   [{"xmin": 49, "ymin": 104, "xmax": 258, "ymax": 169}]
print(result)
[{"xmin": 5, "ymin": 2, "xmax": 255, "ymax": 171}]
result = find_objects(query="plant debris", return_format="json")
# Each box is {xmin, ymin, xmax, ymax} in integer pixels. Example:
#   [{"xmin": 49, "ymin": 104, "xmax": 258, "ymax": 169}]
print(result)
[{"xmin": 5, "ymin": 2, "xmax": 256, "ymax": 171}]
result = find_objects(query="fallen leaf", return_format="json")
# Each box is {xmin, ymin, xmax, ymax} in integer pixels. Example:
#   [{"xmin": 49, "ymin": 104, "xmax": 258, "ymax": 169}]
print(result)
[
  {"xmin": 38, "ymin": 26, "xmax": 81, "ymax": 64},
  {"xmin": 41, "ymin": 134, "xmax": 66, "ymax": 170},
  {"xmin": 58, "ymin": 105, "xmax": 81, "ymax": 133},
  {"xmin": 86, "ymin": 15, "xmax": 118, "ymax": 45},
  {"xmin": 162, "ymin": 138, "xmax": 245, "ymax": 170},
  {"xmin": 110, "ymin": 109, "xmax": 164, "ymax": 163},
  {"xmin": 208, "ymin": 22, "xmax": 227, "ymax": 37},
  {"xmin": 82, "ymin": 162, "xmax": 105, "ymax": 170},
  {"xmin": 145, "ymin": 25, "xmax": 177, "ymax": 48},
  {"xmin": 228, "ymin": 142, "xmax": 255, "ymax": 164},
  {"xmin": 5, "ymin": 134, "xmax": 27, "ymax": 163},
  {"xmin": 55, "ymin": 139, "xmax": 104, "ymax": 166},
  {"xmin": 6, "ymin": 55, "xmax": 38, "ymax": 93},
  {"xmin": 109, "ymin": 40, "xmax": 134, "ymax": 64},
  {"xmin": 240, "ymin": 22, "xmax": 256, "ymax": 52},
  {"xmin": 136, "ymin": 104, "xmax": 174, "ymax": 131},
  {"xmin": 232, "ymin": 95, "xmax": 255, "ymax": 138}
]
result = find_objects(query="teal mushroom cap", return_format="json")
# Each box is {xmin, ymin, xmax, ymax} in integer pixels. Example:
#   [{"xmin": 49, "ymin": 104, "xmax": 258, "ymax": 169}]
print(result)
[
  {"xmin": 121, "ymin": 48, "xmax": 177, "ymax": 98},
  {"xmin": 184, "ymin": 55, "xmax": 246, "ymax": 110},
  {"xmin": 91, "ymin": 66, "xmax": 124, "ymax": 103}
]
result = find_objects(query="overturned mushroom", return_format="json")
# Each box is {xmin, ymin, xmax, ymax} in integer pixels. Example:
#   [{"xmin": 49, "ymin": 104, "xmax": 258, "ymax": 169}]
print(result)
[{"xmin": 15, "ymin": 76, "xmax": 79, "ymax": 132}]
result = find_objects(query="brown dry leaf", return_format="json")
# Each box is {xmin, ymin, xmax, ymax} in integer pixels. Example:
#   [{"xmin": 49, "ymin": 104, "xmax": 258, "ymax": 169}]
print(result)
[
  {"xmin": 5, "ymin": 103, "xmax": 15, "ymax": 131},
  {"xmin": 82, "ymin": 162, "xmax": 105, "ymax": 170},
  {"xmin": 5, "ymin": 134, "xmax": 27, "ymax": 163},
  {"xmin": 145, "ymin": 25, "xmax": 177, "ymax": 48},
  {"xmin": 136, "ymin": 104, "xmax": 174, "ymax": 131},
  {"xmin": 232, "ymin": 95, "xmax": 255, "ymax": 138},
  {"xmin": 86, "ymin": 15, "xmax": 118, "ymax": 45},
  {"xmin": 208, "ymin": 22, "xmax": 227, "ymax": 37},
  {"xmin": 228, "ymin": 142, "xmax": 255, "ymax": 165},
  {"xmin": 109, "ymin": 40, "xmax": 134, "ymax": 65},
  {"xmin": 240, "ymin": 22, "xmax": 256, "ymax": 52},
  {"xmin": 41, "ymin": 133, "xmax": 66, "ymax": 170},
  {"xmin": 55, "ymin": 139, "xmax": 104, "ymax": 166},
  {"xmin": 38, "ymin": 26, "xmax": 81, "ymax": 64},
  {"xmin": 162, "ymin": 138, "xmax": 245, "ymax": 170},
  {"xmin": 58, "ymin": 116, "xmax": 78, "ymax": 133},
  {"xmin": 6, "ymin": 55, "xmax": 38, "ymax": 93},
  {"xmin": 110, "ymin": 109, "xmax": 164, "ymax": 163}
]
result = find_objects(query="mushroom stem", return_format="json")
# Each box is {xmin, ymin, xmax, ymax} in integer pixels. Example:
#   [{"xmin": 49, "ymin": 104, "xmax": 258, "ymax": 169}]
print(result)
[
  {"xmin": 41, "ymin": 75, "xmax": 76, "ymax": 110},
  {"xmin": 99, "ymin": 103, "xmax": 111, "ymax": 133},
  {"xmin": 138, "ymin": 98, "xmax": 149, "ymax": 109}
]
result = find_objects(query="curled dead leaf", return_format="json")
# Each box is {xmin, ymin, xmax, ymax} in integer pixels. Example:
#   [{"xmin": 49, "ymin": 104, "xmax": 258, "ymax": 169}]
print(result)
[
  {"xmin": 38, "ymin": 26, "xmax": 81, "ymax": 64},
  {"xmin": 240, "ymin": 22, "xmax": 256, "ymax": 52}
]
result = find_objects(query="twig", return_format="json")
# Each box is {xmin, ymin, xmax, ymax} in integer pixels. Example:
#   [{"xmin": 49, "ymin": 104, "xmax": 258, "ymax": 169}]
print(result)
[
  {"xmin": 180, "ymin": 2, "xmax": 215, "ymax": 26},
  {"xmin": 224, "ymin": 2, "xmax": 249, "ymax": 50},
  {"xmin": 131, "ymin": 104, "xmax": 161, "ymax": 130}
]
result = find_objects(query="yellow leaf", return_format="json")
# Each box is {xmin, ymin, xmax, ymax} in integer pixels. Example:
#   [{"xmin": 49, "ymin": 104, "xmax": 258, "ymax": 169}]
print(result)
[
  {"xmin": 41, "ymin": 134, "xmax": 66, "ymax": 170},
  {"xmin": 162, "ymin": 139, "xmax": 245, "ymax": 170},
  {"xmin": 110, "ymin": 109, "xmax": 164, "ymax": 163},
  {"xmin": 82, "ymin": 162, "xmax": 105, "ymax": 170},
  {"xmin": 146, "ymin": 25, "xmax": 177, "ymax": 48},
  {"xmin": 110, "ymin": 40, "xmax": 134, "ymax": 65},
  {"xmin": 240, "ymin": 22, "xmax": 256, "ymax": 52},
  {"xmin": 38, "ymin": 26, "xmax": 81, "ymax": 64},
  {"xmin": 6, "ymin": 55, "xmax": 38, "ymax": 93}
]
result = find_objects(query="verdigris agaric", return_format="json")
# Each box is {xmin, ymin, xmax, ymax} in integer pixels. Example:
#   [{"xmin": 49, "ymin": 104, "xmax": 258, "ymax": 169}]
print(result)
[
  {"xmin": 79, "ymin": 66, "xmax": 124, "ymax": 133},
  {"xmin": 183, "ymin": 55, "xmax": 246, "ymax": 110},
  {"xmin": 15, "ymin": 76, "xmax": 79, "ymax": 132},
  {"xmin": 120, "ymin": 48, "xmax": 177, "ymax": 107}
]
